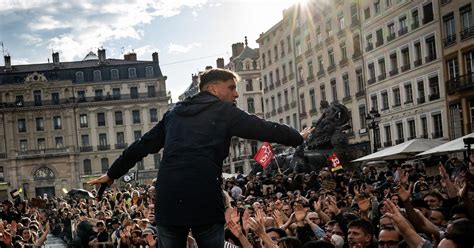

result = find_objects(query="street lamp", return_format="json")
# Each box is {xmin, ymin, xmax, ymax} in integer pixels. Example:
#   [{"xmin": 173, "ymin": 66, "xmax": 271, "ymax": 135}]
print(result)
[{"xmin": 366, "ymin": 108, "xmax": 381, "ymax": 153}]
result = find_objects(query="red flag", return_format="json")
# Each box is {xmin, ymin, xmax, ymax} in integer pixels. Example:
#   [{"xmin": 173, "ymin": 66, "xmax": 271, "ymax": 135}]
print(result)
[
  {"xmin": 328, "ymin": 152, "xmax": 343, "ymax": 172},
  {"xmin": 254, "ymin": 142, "xmax": 274, "ymax": 168}
]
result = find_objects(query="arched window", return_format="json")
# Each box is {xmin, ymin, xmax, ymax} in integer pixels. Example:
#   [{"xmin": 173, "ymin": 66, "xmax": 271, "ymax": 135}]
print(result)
[
  {"xmin": 247, "ymin": 98, "xmax": 255, "ymax": 113},
  {"xmin": 33, "ymin": 167, "xmax": 55, "ymax": 181},
  {"xmin": 93, "ymin": 70, "xmax": 102, "ymax": 81},
  {"xmin": 128, "ymin": 68, "xmax": 137, "ymax": 78},
  {"xmin": 75, "ymin": 72, "xmax": 84, "ymax": 82},
  {"xmin": 110, "ymin": 69, "xmax": 119, "ymax": 80},
  {"xmin": 83, "ymin": 159, "xmax": 92, "ymax": 175},
  {"xmin": 101, "ymin": 158, "xmax": 109, "ymax": 173}
]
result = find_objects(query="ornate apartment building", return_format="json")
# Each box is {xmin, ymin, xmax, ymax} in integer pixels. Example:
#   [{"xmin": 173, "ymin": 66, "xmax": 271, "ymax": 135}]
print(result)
[
  {"xmin": 223, "ymin": 39, "xmax": 263, "ymax": 174},
  {"xmin": 362, "ymin": 0, "xmax": 448, "ymax": 148},
  {"xmin": 257, "ymin": 1, "xmax": 370, "ymax": 149},
  {"xmin": 0, "ymin": 49, "xmax": 169, "ymax": 199},
  {"xmin": 440, "ymin": 0, "xmax": 474, "ymax": 139}
]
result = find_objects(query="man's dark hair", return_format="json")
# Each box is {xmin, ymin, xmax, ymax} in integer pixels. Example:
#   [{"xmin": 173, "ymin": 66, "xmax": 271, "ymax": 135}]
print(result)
[
  {"xmin": 348, "ymin": 219, "xmax": 374, "ymax": 236},
  {"xmin": 199, "ymin": 68, "xmax": 238, "ymax": 90},
  {"xmin": 445, "ymin": 218, "xmax": 474, "ymax": 248},
  {"xmin": 266, "ymin": 227, "xmax": 287, "ymax": 238}
]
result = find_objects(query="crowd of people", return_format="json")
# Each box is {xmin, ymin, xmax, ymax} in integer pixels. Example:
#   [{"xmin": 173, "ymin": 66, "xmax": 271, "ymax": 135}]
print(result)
[{"xmin": 0, "ymin": 156, "xmax": 472, "ymax": 247}]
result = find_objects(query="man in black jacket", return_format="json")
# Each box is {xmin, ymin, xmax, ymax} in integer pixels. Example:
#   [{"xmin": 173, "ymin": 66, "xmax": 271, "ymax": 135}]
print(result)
[{"xmin": 89, "ymin": 68, "xmax": 313, "ymax": 247}]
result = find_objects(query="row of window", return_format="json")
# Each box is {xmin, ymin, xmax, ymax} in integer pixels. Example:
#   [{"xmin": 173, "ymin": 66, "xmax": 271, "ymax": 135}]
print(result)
[
  {"xmin": 77, "ymin": 85, "xmax": 157, "ymax": 102},
  {"xmin": 367, "ymin": 35, "xmax": 437, "ymax": 84},
  {"xmin": 12, "ymin": 85, "xmax": 157, "ymax": 107},
  {"xmin": 365, "ymin": 6, "xmax": 428, "ymax": 52},
  {"xmin": 446, "ymin": 51, "xmax": 474, "ymax": 82},
  {"xmin": 80, "ymin": 130, "xmax": 142, "ymax": 149},
  {"xmin": 263, "ymin": 60, "xmax": 295, "ymax": 89},
  {"xmin": 261, "ymin": 35, "xmax": 292, "ymax": 68},
  {"xmin": 79, "ymin": 108, "xmax": 158, "ymax": 128},
  {"xmin": 443, "ymin": 4, "xmax": 473, "ymax": 46},
  {"xmin": 75, "ymin": 66, "xmax": 155, "ymax": 83},
  {"xmin": 18, "ymin": 137, "xmax": 64, "ymax": 152},
  {"xmin": 363, "ymin": 0, "xmax": 432, "ymax": 25},
  {"xmin": 372, "ymin": 113, "xmax": 444, "ymax": 147},
  {"xmin": 82, "ymin": 153, "xmax": 161, "ymax": 174},
  {"xmin": 369, "ymin": 75, "xmax": 440, "ymax": 112},
  {"xmin": 18, "ymin": 116, "xmax": 62, "ymax": 132}
]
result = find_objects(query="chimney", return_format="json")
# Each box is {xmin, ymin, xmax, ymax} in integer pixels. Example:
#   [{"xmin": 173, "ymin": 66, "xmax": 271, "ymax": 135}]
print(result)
[
  {"xmin": 52, "ymin": 52, "xmax": 60, "ymax": 68},
  {"xmin": 152, "ymin": 52, "xmax": 159, "ymax": 63},
  {"xmin": 231, "ymin": 42, "xmax": 244, "ymax": 59},
  {"xmin": 124, "ymin": 52, "xmax": 137, "ymax": 61},
  {"xmin": 216, "ymin": 58, "xmax": 224, "ymax": 69},
  {"xmin": 98, "ymin": 48, "xmax": 106, "ymax": 64},
  {"xmin": 192, "ymin": 74, "xmax": 199, "ymax": 85},
  {"xmin": 4, "ymin": 55, "xmax": 11, "ymax": 71}
]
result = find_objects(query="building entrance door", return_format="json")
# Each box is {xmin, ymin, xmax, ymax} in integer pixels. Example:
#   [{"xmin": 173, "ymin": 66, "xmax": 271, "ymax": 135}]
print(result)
[{"xmin": 35, "ymin": 187, "xmax": 55, "ymax": 198}]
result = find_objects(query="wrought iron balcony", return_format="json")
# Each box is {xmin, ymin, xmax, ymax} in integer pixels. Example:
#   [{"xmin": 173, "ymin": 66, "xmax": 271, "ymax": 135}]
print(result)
[
  {"xmin": 460, "ymin": 26, "xmax": 474, "ymax": 40},
  {"xmin": 417, "ymin": 96, "xmax": 426, "ymax": 104},
  {"xmin": 429, "ymin": 94, "xmax": 440, "ymax": 101},
  {"xmin": 115, "ymin": 143, "xmax": 128, "ymax": 149},
  {"xmin": 98, "ymin": 145, "xmax": 110, "ymax": 151},
  {"xmin": 384, "ymin": 141, "xmax": 393, "ymax": 147},
  {"xmin": 355, "ymin": 90, "xmax": 365, "ymax": 98},
  {"xmin": 425, "ymin": 54, "xmax": 437, "ymax": 63},
  {"xmin": 366, "ymin": 44, "xmax": 373, "ymax": 52},
  {"xmin": 387, "ymin": 33, "xmax": 396, "ymax": 42},
  {"xmin": 80, "ymin": 146, "xmax": 93, "ymax": 152},
  {"xmin": 443, "ymin": 34, "xmax": 456, "ymax": 47},
  {"xmin": 401, "ymin": 64, "xmax": 411, "ymax": 72},
  {"xmin": 389, "ymin": 69, "xmax": 399, "ymax": 76},
  {"xmin": 411, "ymin": 21, "xmax": 420, "ymax": 30},
  {"xmin": 378, "ymin": 73, "xmax": 386, "ymax": 81},
  {"xmin": 395, "ymin": 138, "xmax": 405, "ymax": 144},
  {"xmin": 414, "ymin": 59, "xmax": 422, "ymax": 67},
  {"xmin": 398, "ymin": 27, "xmax": 408, "ymax": 36},
  {"xmin": 447, "ymin": 73, "xmax": 474, "ymax": 94}
]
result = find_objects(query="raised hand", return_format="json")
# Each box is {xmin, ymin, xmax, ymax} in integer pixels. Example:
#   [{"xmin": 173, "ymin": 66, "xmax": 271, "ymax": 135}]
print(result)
[
  {"xmin": 225, "ymin": 207, "xmax": 240, "ymax": 224},
  {"xmin": 242, "ymin": 208, "xmax": 251, "ymax": 233},
  {"xmin": 294, "ymin": 205, "xmax": 307, "ymax": 223},
  {"xmin": 313, "ymin": 197, "xmax": 322, "ymax": 213},
  {"xmin": 397, "ymin": 183, "xmax": 412, "ymax": 202},
  {"xmin": 227, "ymin": 219, "xmax": 243, "ymax": 238},
  {"xmin": 300, "ymin": 127, "xmax": 315, "ymax": 140},
  {"xmin": 272, "ymin": 209, "xmax": 284, "ymax": 227},
  {"xmin": 400, "ymin": 169, "xmax": 409, "ymax": 185},
  {"xmin": 248, "ymin": 217, "xmax": 265, "ymax": 236}
]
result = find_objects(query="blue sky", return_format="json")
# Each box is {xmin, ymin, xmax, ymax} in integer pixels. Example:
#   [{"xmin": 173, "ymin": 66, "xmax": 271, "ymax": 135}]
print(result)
[{"xmin": 0, "ymin": 0, "xmax": 296, "ymax": 102}]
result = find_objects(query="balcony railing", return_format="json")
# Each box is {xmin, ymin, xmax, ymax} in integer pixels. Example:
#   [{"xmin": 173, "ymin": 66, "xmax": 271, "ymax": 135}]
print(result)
[
  {"xmin": 342, "ymin": 96, "xmax": 352, "ymax": 103},
  {"xmin": 98, "ymin": 144, "xmax": 110, "ymax": 151},
  {"xmin": 351, "ymin": 18, "xmax": 360, "ymax": 28},
  {"xmin": 367, "ymin": 78, "xmax": 376, "ymax": 85},
  {"xmin": 378, "ymin": 73, "xmax": 386, "ymax": 81},
  {"xmin": 443, "ymin": 34, "xmax": 456, "ymax": 47},
  {"xmin": 18, "ymin": 148, "xmax": 69, "ymax": 156},
  {"xmin": 384, "ymin": 141, "xmax": 393, "ymax": 147},
  {"xmin": 269, "ymin": 83, "xmax": 275, "ymax": 90},
  {"xmin": 398, "ymin": 27, "xmax": 408, "ymax": 36},
  {"xmin": 115, "ymin": 143, "xmax": 128, "ymax": 149},
  {"xmin": 277, "ymin": 107, "xmax": 283, "ymax": 113},
  {"xmin": 305, "ymin": 49, "xmax": 313, "ymax": 57},
  {"xmin": 327, "ymin": 64, "xmax": 336, "ymax": 72},
  {"xmin": 395, "ymin": 138, "xmax": 405, "ymax": 144},
  {"xmin": 419, "ymin": 134, "xmax": 429, "ymax": 139},
  {"xmin": 80, "ymin": 146, "xmax": 93, "ymax": 152},
  {"xmin": 289, "ymin": 73, "xmax": 295, "ymax": 80},
  {"xmin": 447, "ymin": 73, "xmax": 474, "ymax": 94},
  {"xmin": 414, "ymin": 59, "xmax": 422, "ymax": 67},
  {"xmin": 429, "ymin": 94, "xmax": 440, "ymax": 101},
  {"xmin": 271, "ymin": 110, "xmax": 276, "ymax": 116},
  {"xmin": 376, "ymin": 40, "xmax": 383, "ymax": 47},
  {"xmin": 355, "ymin": 90, "xmax": 365, "ymax": 98},
  {"xmin": 282, "ymin": 77, "xmax": 288, "ymax": 84},
  {"xmin": 284, "ymin": 104, "xmax": 290, "ymax": 111},
  {"xmin": 401, "ymin": 64, "xmax": 411, "ymax": 72},
  {"xmin": 275, "ymin": 80, "xmax": 281, "ymax": 87},
  {"xmin": 317, "ymin": 70, "xmax": 325, "ymax": 78},
  {"xmin": 432, "ymin": 131, "xmax": 443, "ymax": 139},
  {"xmin": 389, "ymin": 69, "xmax": 399, "ymax": 76},
  {"xmin": 387, "ymin": 33, "xmax": 396, "ymax": 42},
  {"xmin": 407, "ymin": 136, "xmax": 416, "ymax": 141},
  {"xmin": 417, "ymin": 96, "xmax": 426, "ymax": 104},
  {"xmin": 352, "ymin": 50, "xmax": 362, "ymax": 60},
  {"xmin": 425, "ymin": 54, "xmax": 437, "ymax": 63},
  {"xmin": 300, "ymin": 112, "xmax": 307, "ymax": 118},
  {"xmin": 309, "ymin": 108, "xmax": 317, "ymax": 115},
  {"xmin": 297, "ymin": 80, "xmax": 305, "ymax": 87},
  {"xmin": 366, "ymin": 44, "xmax": 373, "ymax": 52},
  {"xmin": 339, "ymin": 58, "xmax": 348, "ymax": 67},
  {"xmin": 0, "ymin": 153, "xmax": 6, "ymax": 159},
  {"xmin": 411, "ymin": 21, "xmax": 419, "ymax": 30},
  {"xmin": 460, "ymin": 26, "xmax": 474, "ymax": 40}
]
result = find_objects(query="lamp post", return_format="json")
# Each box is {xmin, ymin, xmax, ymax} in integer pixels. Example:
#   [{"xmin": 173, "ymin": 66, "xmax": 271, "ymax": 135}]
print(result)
[{"xmin": 366, "ymin": 108, "xmax": 381, "ymax": 153}]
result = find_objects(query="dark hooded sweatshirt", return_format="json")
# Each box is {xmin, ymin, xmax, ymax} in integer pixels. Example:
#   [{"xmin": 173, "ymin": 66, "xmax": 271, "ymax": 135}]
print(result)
[{"xmin": 107, "ymin": 91, "xmax": 303, "ymax": 226}]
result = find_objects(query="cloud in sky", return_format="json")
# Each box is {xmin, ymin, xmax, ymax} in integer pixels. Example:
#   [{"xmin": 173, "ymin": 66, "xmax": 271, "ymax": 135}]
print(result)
[
  {"xmin": 0, "ymin": 0, "xmax": 207, "ymax": 61},
  {"xmin": 168, "ymin": 42, "xmax": 202, "ymax": 55}
]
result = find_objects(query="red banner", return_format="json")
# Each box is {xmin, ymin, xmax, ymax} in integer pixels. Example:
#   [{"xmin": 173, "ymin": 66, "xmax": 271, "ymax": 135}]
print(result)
[
  {"xmin": 328, "ymin": 152, "xmax": 343, "ymax": 172},
  {"xmin": 254, "ymin": 142, "xmax": 274, "ymax": 168}
]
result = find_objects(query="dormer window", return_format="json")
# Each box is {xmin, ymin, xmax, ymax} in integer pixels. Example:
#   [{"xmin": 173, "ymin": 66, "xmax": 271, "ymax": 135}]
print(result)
[
  {"xmin": 76, "ymin": 71, "xmax": 84, "ymax": 82},
  {"xmin": 93, "ymin": 70, "xmax": 102, "ymax": 81},
  {"xmin": 145, "ymin": 66, "xmax": 154, "ymax": 78},
  {"xmin": 128, "ymin": 68, "xmax": 137, "ymax": 79}
]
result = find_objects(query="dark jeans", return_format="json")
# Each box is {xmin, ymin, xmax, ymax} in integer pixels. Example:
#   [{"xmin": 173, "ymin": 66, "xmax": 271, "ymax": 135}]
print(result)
[{"xmin": 157, "ymin": 223, "xmax": 224, "ymax": 248}]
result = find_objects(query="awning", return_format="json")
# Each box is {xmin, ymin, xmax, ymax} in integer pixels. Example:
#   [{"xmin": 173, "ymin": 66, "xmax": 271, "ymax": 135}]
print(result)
[
  {"xmin": 352, "ymin": 138, "xmax": 447, "ymax": 162},
  {"xmin": 417, "ymin": 133, "xmax": 474, "ymax": 157}
]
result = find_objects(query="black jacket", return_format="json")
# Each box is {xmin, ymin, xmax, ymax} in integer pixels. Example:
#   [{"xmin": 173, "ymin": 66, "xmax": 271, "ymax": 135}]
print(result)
[{"xmin": 107, "ymin": 91, "xmax": 303, "ymax": 226}]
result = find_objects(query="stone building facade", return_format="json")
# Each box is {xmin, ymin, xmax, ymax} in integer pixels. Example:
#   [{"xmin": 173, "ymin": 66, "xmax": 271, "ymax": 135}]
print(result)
[{"xmin": 0, "ymin": 49, "xmax": 169, "ymax": 199}]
